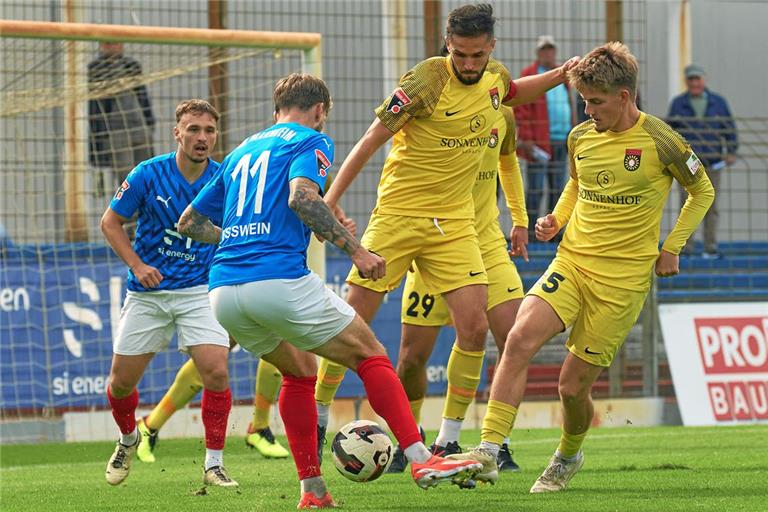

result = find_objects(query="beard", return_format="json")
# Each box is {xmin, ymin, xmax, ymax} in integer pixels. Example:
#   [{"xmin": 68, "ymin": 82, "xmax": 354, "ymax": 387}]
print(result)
[{"xmin": 451, "ymin": 60, "xmax": 487, "ymax": 85}]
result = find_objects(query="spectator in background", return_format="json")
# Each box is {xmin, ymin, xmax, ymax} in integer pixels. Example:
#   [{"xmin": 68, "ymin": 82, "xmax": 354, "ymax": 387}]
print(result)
[
  {"xmin": 667, "ymin": 64, "xmax": 738, "ymax": 259},
  {"xmin": 515, "ymin": 35, "xmax": 575, "ymax": 240},
  {"xmin": 88, "ymin": 41, "xmax": 155, "ymax": 197}
]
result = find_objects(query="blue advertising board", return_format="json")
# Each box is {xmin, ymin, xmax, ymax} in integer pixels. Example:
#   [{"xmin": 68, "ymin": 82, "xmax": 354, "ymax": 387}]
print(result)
[{"xmin": 1, "ymin": 245, "xmax": 473, "ymax": 411}]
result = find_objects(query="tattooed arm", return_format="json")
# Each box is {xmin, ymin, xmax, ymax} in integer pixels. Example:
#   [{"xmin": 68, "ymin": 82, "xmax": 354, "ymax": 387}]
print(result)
[
  {"xmin": 289, "ymin": 177, "xmax": 386, "ymax": 280},
  {"xmin": 178, "ymin": 205, "xmax": 222, "ymax": 245},
  {"xmin": 289, "ymin": 177, "xmax": 360, "ymax": 255}
]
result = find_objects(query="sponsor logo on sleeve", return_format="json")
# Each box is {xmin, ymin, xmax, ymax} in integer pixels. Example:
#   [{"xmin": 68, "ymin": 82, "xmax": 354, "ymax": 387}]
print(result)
[
  {"xmin": 489, "ymin": 87, "xmax": 500, "ymax": 110},
  {"xmin": 114, "ymin": 180, "xmax": 130, "ymax": 200},
  {"xmin": 686, "ymin": 152, "xmax": 702, "ymax": 175},
  {"xmin": 315, "ymin": 149, "xmax": 331, "ymax": 177},
  {"xmin": 624, "ymin": 148, "xmax": 642, "ymax": 172},
  {"xmin": 386, "ymin": 87, "xmax": 412, "ymax": 114}
]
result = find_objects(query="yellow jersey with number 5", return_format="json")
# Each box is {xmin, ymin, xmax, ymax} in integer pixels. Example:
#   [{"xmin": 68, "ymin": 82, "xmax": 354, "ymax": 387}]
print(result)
[{"xmin": 559, "ymin": 112, "xmax": 708, "ymax": 291}]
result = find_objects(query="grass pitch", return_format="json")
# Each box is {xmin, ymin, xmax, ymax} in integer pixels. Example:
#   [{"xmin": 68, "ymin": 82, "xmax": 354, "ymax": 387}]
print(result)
[{"xmin": 1, "ymin": 425, "xmax": 766, "ymax": 511}]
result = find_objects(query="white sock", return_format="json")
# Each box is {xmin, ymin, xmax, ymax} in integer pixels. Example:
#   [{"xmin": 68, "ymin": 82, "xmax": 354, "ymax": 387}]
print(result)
[
  {"xmin": 205, "ymin": 449, "xmax": 224, "ymax": 470},
  {"xmin": 434, "ymin": 418, "xmax": 463, "ymax": 447},
  {"xmin": 554, "ymin": 449, "xmax": 582, "ymax": 463},
  {"xmin": 316, "ymin": 402, "xmax": 330, "ymax": 428},
  {"xmin": 503, "ymin": 437, "xmax": 510, "ymax": 446},
  {"xmin": 479, "ymin": 440, "xmax": 501, "ymax": 458},
  {"xmin": 403, "ymin": 442, "xmax": 431, "ymax": 464},
  {"xmin": 120, "ymin": 428, "xmax": 138, "ymax": 447},
  {"xmin": 300, "ymin": 476, "xmax": 327, "ymax": 496}
]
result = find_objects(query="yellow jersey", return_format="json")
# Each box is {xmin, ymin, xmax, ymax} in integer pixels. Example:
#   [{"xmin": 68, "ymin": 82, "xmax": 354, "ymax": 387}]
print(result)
[
  {"xmin": 374, "ymin": 55, "xmax": 512, "ymax": 219},
  {"xmin": 555, "ymin": 112, "xmax": 711, "ymax": 291}
]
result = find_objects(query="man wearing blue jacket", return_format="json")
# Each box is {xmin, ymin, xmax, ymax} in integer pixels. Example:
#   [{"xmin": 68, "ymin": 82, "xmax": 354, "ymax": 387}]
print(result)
[{"xmin": 667, "ymin": 64, "xmax": 738, "ymax": 258}]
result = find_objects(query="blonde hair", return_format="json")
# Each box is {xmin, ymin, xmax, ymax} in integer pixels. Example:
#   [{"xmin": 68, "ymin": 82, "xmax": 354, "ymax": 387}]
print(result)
[
  {"xmin": 568, "ymin": 42, "xmax": 638, "ymax": 96},
  {"xmin": 175, "ymin": 99, "xmax": 220, "ymax": 124}
]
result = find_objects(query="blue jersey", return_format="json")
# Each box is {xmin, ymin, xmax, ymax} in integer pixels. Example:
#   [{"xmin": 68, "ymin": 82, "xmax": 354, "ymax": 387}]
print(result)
[
  {"xmin": 109, "ymin": 152, "xmax": 221, "ymax": 292},
  {"xmin": 192, "ymin": 123, "xmax": 333, "ymax": 290}
]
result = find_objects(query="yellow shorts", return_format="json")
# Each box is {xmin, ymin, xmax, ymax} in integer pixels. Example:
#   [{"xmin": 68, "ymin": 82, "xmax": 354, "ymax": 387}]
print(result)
[
  {"xmin": 401, "ymin": 234, "xmax": 524, "ymax": 327},
  {"xmin": 527, "ymin": 256, "xmax": 648, "ymax": 367},
  {"xmin": 347, "ymin": 214, "xmax": 486, "ymax": 294}
]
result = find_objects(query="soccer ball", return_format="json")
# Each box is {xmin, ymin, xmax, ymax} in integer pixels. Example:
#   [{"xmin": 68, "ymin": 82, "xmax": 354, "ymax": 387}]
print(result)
[{"xmin": 331, "ymin": 420, "xmax": 394, "ymax": 482}]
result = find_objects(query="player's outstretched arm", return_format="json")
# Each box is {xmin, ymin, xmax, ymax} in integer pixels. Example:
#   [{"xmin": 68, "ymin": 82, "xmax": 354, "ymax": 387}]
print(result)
[
  {"xmin": 100, "ymin": 207, "xmax": 163, "ymax": 288},
  {"xmin": 505, "ymin": 56, "xmax": 580, "ymax": 107},
  {"xmin": 289, "ymin": 177, "xmax": 385, "ymax": 280},
  {"xmin": 177, "ymin": 205, "xmax": 222, "ymax": 245},
  {"xmin": 324, "ymin": 119, "xmax": 395, "ymax": 209}
]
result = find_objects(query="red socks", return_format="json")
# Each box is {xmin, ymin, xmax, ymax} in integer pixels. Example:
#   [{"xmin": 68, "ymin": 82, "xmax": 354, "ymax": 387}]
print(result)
[
  {"xmin": 279, "ymin": 375, "xmax": 321, "ymax": 480},
  {"xmin": 357, "ymin": 355, "xmax": 421, "ymax": 450},
  {"xmin": 201, "ymin": 388, "xmax": 231, "ymax": 450},
  {"xmin": 107, "ymin": 387, "xmax": 139, "ymax": 435}
]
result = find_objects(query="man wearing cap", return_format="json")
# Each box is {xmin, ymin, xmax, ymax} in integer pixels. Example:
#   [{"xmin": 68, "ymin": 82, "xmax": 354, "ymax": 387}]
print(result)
[
  {"xmin": 515, "ymin": 35, "xmax": 576, "ymax": 240},
  {"xmin": 667, "ymin": 64, "xmax": 738, "ymax": 258}
]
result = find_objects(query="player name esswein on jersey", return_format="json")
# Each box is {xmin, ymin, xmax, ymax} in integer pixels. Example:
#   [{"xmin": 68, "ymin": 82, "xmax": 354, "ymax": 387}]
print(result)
[{"xmin": 220, "ymin": 221, "xmax": 272, "ymax": 241}]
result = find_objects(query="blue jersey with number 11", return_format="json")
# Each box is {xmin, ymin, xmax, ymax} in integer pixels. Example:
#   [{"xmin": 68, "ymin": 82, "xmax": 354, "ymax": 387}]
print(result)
[{"xmin": 192, "ymin": 123, "xmax": 333, "ymax": 290}]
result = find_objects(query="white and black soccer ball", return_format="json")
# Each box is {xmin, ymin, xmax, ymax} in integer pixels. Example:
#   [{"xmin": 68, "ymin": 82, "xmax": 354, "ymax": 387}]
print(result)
[{"xmin": 331, "ymin": 420, "xmax": 393, "ymax": 482}]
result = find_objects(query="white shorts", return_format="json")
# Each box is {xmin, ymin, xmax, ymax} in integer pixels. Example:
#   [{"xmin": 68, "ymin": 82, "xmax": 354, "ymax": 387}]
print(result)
[
  {"xmin": 209, "ymin": 272, "xmax": 356, "ymax": 358},
  {"xmin": 113, "ymin": 285, "xmax": 230, "ymax": 356}
]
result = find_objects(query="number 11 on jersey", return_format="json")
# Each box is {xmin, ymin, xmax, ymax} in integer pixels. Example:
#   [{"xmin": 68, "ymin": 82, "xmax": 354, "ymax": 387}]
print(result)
[{"xmin": 231, "ymin": 150, "xmax": 270, "ymax": 216}]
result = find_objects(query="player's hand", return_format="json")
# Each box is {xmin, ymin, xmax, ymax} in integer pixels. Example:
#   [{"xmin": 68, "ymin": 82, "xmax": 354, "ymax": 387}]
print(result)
[
  {"xmin": 535, "ymin": 214, "xmax": 560, "ymax": 242},
  {"xmin": 655, "ymin": 250, "xmax": 680, "ymax": 277},
  {"xmin": 559, "ymin": 56, "xmax": 581, "ymax": 76},
  {"xmin": 352, "ymin": 247, "xmax": 386, "ymax": 281},
  {"xmin": 132, "ymin": 262, "xmax": 163, "ymax": 288},
  {"xmin": 509, "ymin": 226, "xmax": 529, "ymax": 262}
]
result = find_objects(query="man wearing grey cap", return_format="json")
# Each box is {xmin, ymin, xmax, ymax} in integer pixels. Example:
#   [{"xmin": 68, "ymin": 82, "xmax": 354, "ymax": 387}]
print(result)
[
  {"xmin": 515, "ymin": 35, "xmax": 575, "ymax": 241},
  {"xmin": 667, "ymin": 64, "xmax": 738, "ymax": 258}
]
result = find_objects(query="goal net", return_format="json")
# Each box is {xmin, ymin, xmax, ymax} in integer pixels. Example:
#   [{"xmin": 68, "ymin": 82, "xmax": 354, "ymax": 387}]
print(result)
[{"xmin": 0, "ymin": 20, "xmax": 320, "ymax": 443}]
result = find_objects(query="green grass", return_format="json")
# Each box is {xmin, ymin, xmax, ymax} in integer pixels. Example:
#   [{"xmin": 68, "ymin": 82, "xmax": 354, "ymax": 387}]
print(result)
[{"xmin": 1, "ymin": 425, "xmax": 767, "ymax": 511}]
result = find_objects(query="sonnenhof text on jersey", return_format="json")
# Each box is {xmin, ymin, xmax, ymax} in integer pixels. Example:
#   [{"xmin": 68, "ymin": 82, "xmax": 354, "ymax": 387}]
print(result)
[{"xmin": 579, "ymin": 189, "xmax": 642, "ymax": 205}]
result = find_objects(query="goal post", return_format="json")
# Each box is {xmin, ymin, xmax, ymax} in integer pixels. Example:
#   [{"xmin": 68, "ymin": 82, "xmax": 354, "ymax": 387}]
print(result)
[{"xmin": 0, "ymin": 20, "xmax": 323, "ymax": 442}]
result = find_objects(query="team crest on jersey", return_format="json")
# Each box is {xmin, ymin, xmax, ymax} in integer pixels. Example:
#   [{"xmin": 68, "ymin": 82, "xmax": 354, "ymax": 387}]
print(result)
[
  {"xmin": 624, "ymin": 149, "xmax": 642, "ymax": 172},
  {"xmin": 488, "ymin": 128, "xmax": 499, "ymax": 148},
  {"xmin": 114, "ymin": 180, "xmax": 130, "ymax": 200},
  {"xmin": 386, "ymin": 88, "xmax": 412, "ymax": 114},
  {"xmin": 489, "ymin": 87, "xmax": 500, "ymax": 110},
  {"xmin": 315, "ymin": 149, "xmax": 331, "ymax": 177}
]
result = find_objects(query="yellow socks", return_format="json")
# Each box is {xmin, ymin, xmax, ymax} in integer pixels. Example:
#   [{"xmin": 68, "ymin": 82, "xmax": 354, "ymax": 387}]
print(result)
[
  {"xmin": 557, "ymin": 429, "xmax": 588, "ymax": 458},
  {"xmin": 442, "ymin": 344, "xmax": 485, "ymax": 421},
  {"xmin": 251, "ymin": 359, "xmax": 282, "ymax": 431},
  {"xmin": 315, "ymin": 357, "xmax": 347, "ymax": 406},
  {"xmin": 481, "ymin": 399, "xmax": 518, "ymax": 446},
  {"xmin": 145, "ymin": 358, "xmax": 203, "ymax": 431}
]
